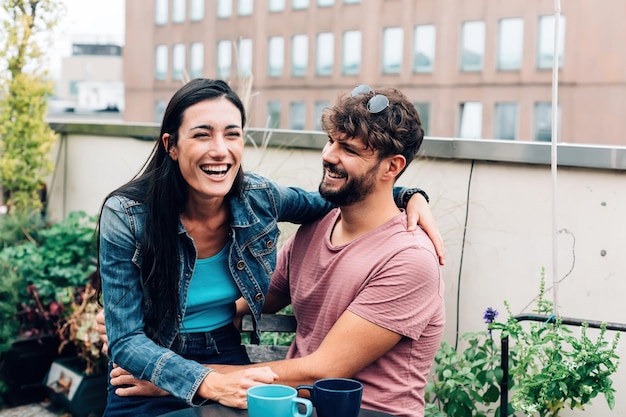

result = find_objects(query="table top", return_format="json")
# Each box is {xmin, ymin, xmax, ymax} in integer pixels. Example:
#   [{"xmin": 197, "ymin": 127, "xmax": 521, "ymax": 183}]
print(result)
[{"xmin": 159, "ymin": 403, "xmax": 395, "ymax": 417}]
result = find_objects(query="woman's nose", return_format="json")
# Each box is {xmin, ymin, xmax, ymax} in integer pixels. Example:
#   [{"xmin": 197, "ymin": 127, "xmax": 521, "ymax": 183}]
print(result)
[{"xmin": 207, "ymin": 134, "xmax": 228, "ymax": 158}]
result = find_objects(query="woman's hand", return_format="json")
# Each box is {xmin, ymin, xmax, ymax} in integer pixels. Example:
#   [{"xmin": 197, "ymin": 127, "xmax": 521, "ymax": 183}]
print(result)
[
  {"xmin": 198, "ymin": 367, "xmax": 279, "ymax": 409},
  {"xmin": 406, "ymin": 193, "xmax": 445, "ymax": 265},
  {"xmin": 95, "ymin": 309, "xmax": 108, "ymax": 354},
  {"xmin": 110, "ymin": 364, "xmax": 170, "ymax": 397}
]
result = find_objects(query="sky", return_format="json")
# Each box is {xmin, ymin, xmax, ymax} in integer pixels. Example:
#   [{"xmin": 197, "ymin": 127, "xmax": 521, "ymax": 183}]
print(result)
[{"xmin": 49, "ymin": 0, "xmax": 125, "ymax": 78}]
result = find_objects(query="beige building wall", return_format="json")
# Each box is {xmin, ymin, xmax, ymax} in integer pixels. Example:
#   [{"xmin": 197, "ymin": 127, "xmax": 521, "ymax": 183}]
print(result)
[{"xmin": 124, "ymin": 0, "xmax": 626, "ymax": 145}]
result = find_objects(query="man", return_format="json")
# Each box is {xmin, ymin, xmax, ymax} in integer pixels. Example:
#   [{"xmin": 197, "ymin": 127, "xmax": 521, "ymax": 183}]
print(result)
[{"xmin": 103, "ymin": 85, "xmax": 445, "ymax": 417}]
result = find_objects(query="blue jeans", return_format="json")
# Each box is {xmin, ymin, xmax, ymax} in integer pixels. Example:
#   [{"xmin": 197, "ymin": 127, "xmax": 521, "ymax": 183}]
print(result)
[{"xmin": 103, "ymin": 323, "xmax": 250, "ymax": 417}]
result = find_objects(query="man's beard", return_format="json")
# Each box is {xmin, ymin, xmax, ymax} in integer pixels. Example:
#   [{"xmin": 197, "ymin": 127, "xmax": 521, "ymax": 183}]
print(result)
[{"xmin": 319, "ymin": 163, "xmax": 377, "ymax": 206}]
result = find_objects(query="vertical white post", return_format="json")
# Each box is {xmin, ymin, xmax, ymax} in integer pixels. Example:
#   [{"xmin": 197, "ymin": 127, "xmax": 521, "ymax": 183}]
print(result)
[{"xmin": 551, "ymin": 0, "xmax": 562, "ymax": 315}]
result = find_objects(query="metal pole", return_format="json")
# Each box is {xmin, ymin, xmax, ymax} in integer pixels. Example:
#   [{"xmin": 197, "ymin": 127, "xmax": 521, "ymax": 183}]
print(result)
[
  {"xmin": 551, "ymin": 0, "xmax": 561, "ymax": 315},
  {"xmin": 500, "ymin": 336, "xmax": 509, "ymax": 417}
]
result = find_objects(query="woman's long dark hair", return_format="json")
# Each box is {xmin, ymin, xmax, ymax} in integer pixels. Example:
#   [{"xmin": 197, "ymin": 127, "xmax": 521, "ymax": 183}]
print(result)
[{"xmin": 99, "ymin": 79, "xmax": 246, "ymax": 342}]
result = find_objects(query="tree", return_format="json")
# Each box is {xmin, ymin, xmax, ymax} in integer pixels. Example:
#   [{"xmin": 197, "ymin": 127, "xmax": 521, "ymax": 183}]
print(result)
[{"xmin": 0, "ymin": 0, "xmax": 64, "ymax": 213}]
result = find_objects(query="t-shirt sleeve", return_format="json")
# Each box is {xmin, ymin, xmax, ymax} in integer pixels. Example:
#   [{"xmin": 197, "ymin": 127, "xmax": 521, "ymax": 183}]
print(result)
[
  {"xmin": 347, "ymin": 245, "xmax": 444, "ymax": 341},
  {"xmin": 268, "ymin": 234, "xmax": 295, "ymax": 298}
]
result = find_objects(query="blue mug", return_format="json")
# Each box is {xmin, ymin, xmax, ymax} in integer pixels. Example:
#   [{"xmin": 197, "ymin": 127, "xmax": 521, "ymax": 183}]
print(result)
[
  {"xmin": 297, "ymin": 378, "xmax": 363, "ymax": 417},
  {"xmin": 247, "ymin": 384, "xmax": 313, "ymax": 417}
]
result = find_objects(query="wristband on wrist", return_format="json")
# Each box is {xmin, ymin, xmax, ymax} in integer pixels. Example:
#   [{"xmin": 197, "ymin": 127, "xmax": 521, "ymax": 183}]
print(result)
[{"xmin": 402, "ymin": 188, "xmax": 429, "ymax": 207}]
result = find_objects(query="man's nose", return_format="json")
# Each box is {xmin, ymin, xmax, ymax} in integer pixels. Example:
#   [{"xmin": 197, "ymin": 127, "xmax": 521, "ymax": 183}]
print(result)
[{"xmin": 322, "ymin": 142, "xmax": 339, "ymax": 163}]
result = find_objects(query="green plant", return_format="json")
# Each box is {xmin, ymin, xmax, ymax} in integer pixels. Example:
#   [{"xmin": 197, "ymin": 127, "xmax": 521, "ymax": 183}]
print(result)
[
  {"xmin": 491, "ymin": 284, "xmax": 621, "ymax": 417},
  {"xmin": 0, "ymin": 211, "xmax": 98, "ymax": 347},
  {"xmin": 57, "ymin": 275, "xmax": 106, "ymax": 375},
  {"xmin": 0, "ymin": 0, "xmax": 64, "ymax": 213},
  {"xmin": 425, "ymin": 310, "xmax": 511, "ymax": 417},
  {"xmin": 426, "ymin": 272, "xmax": 621, "ymax": 417},
  {"xmin": 0, "ymin": 211, "xmax": 98, "ymax": 306}
]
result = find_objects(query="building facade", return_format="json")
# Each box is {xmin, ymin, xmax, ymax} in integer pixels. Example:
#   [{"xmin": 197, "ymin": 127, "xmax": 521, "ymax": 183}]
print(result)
[
  {"xmin": 124, "ymin": 0, "xmax": 626, "ymax": 145},
  {"xmin": 54, "ymin": 43, "xmax": 124, "ymax": 114}
]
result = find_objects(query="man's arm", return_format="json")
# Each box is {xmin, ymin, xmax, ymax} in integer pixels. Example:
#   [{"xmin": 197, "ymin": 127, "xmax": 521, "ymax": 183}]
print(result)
[{"xmin": 212, "ymin": 309, "xmax": 401, "ymax": 387}]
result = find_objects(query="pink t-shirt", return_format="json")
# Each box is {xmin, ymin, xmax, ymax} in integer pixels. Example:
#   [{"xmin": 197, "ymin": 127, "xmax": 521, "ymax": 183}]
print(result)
[{"xmin": 270, "ymin": 209, "xmax": 445, "ymax": 417}]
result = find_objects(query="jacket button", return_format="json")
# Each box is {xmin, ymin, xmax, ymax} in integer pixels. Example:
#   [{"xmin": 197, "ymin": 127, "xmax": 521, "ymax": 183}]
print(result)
[
  {"xmin": 236, "ymin": 260, "xmax": 245, "ymax": 270},
  {"xmin": 254, "ymin": 293, "xmax": 263, "ymax": 302},
  {"xmin": 266, "ymin": 240, "xmax": 273, "ymax": 249}
]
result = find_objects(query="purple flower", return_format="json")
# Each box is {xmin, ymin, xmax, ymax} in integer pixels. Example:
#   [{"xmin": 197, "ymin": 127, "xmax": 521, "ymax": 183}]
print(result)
[{"xmin": 483, "ymin": 307, "xmax": 499, "ymax": 324}]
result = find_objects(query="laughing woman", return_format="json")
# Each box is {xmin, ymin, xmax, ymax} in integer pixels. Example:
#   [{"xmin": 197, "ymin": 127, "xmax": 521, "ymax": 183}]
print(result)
[{"xmin": 98, "ymin": 79, "xmax": 443, "ymax": 416}]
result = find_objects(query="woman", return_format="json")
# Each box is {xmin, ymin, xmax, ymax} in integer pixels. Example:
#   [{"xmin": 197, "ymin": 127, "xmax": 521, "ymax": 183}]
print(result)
[{"xmin": 99, "ymin": 79, "xmax": 441, "ymax": 416}]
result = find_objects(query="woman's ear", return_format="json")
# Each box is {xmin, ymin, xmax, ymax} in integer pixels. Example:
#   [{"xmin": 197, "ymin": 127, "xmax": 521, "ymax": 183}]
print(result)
[{"xmin": 162, "ymin": 133, "xmax": 178, "ymax": 160}]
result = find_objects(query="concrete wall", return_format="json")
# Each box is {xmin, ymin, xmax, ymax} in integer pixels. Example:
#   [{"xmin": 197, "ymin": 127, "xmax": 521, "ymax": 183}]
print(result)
[{"xmin": 47, "ymin": 125, "xmax": 626, "ymax": 416}]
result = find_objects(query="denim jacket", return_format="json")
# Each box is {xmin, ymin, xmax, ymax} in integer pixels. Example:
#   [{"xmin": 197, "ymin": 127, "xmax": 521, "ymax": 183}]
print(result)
[{"xmin": 100, "ymin": 171, "xmax": 417, "ymax": 405}]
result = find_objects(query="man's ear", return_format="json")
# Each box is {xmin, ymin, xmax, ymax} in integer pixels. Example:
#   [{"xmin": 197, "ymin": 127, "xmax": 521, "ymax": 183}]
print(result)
[
  {"xmin": 382, "ymin": 155, "xmax": 406, "ymax": 181},
  {"xmin": 162, "ymin": 133, "xmax": 177, "ymax": 160}
]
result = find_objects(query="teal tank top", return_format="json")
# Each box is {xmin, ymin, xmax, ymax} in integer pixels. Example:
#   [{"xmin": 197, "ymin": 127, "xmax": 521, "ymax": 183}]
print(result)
[{"xmin": 182, "ymin": 244, "xmax": 240, "ymax": 332}]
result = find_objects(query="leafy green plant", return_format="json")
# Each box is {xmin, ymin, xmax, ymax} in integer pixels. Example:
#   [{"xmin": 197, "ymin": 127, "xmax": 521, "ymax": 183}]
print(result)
[
  {"xmin": 491, "ymin": 282, "xmax": 621, "ymax": 417},
  {"xmin": 425, "ymin": 312, "xmax": 512, "ymax": 417},
  {"xmin": 426, "ymin": 272, "xmax": 621, "ymax": 417},
  {"xmin": 0, "ymin": 0, "xmax": 63, "ymax": 213},
  {"xmin": 0, "ymin": 211, "xmax": 98, "ymax": 306}
]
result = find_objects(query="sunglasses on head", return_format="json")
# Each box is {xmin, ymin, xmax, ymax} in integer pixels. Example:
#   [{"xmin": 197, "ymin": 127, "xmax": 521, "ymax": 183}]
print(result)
[{"xmin": 350, "ymin": 84, "xmax": 390, "ymax": 114}]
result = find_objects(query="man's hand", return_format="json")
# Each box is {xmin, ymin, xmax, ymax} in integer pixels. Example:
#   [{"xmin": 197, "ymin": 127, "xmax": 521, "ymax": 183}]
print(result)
[
  {"xmin": 110, "ymin": 364, "xmax": 170, "ymax": 397},
  {"xmin": 95, "ymin": 309, "xmax": 108, "ymax": 354},
  {"xmin": 405, "ymin": 192, "xmax": 445, "ymax": 265},
  {"xmin": 198, "ymin": 367, "xmax": 278, "ymax": 409}
]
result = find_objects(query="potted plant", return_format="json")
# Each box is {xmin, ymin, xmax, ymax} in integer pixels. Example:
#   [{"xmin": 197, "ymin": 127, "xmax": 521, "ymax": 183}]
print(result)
[
  {"xmin": 0, "ymin": 210, "xmax": 99, "ymax": 406},
  {"xmin": 45, "ymin": 271, "xmax": 107, "ymax": 417},
  {"xmin": 425, "ymin": 271, "xmax": 621, "ymax": 417},
  {"xmin": 0, "ymin": 211, "xmax": 60, "ymax": 406}
]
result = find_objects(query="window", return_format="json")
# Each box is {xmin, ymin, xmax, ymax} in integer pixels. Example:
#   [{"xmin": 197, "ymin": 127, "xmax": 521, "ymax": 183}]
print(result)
[
  {"xmin": 292, "ymin": 34, "xmax": 308, "ymax": 77},
  {"xmin": 69, "ymin": 80, "xmax": 81, "ymax": 96},
  {"xmin": 461, "ymin": 21, "xmax": 485, "ymax": 72},
  {"xmin": 382, "ymin": 27, "xmax": 403, "ymax": 74},
  {"xmin": 318, "ymin": 0, "xmax": 334, "ymax": 6},
  {"xmin": 494, "ymin": 102, "xmax": 518, "ymax": 140},
  {"xmin": 268, "ymin": 36, "xmax": 285, "ymax": 77},
  {"xmin": 537, "ymin": 15, "xmax": 565, "ymax": 69},
  {"xmin": 155, "ymin": 100, "xmax": 167, "ymax": 123},
  {"xmin": 217, "ymin": 40, "xmax": 232, "ymax": 79},
  {"xmin": 342, "ymin": 30, "xmax": 361, "ymax": 75},
  {"xmin": 172, "ymin": 0, "xmax": 186, "ymax": 22},
  {"xmin": 293, "ymin": 0, "xmax": 309, "ymax": 10},
  {"xmin": 458, "ymin": 102, "xmax": 483, "ymax": 139},
  {"xmin": 314, "ymin": 101, "xmax": 329, "ymax": 130},
  {"xmin": 238, "ymin": 38, "xmax": 253, "ymax": 77},
  {"xmin": 238, "ymin": 0, "xmax": 253, "ymax": 16},
  {"xmin": 172, "ymin": 44, "xmax": 186, "ymax": 80},
  {"xmin": 269, "ymin": 0, "xmax": 285, "ymax": 12},
  {"xmin": 190, "ymin": 0, "xmax": 205, "ymax": 21},
  {"xmin": 190, "ymin": 42, "xmax": 204, "ymax": 79},
  {"xmin": 217, "ymin": 0, "xmax": 232, "ymax": 18},
  {"xmin": 155, "ymin": 45, "xmax": 168, "ymax": 80},
  {"xmin": 267, "ymin": 101, "xmax": 281, "ymax": 128},
  {"xmin": 155, "ymin": 0, "xmax": 168, "ymax": 25},
  {"xmin": 534, "ymin": 102, "xmax": 560, "ymax": 141},
  {"xmin": 413, "ymin": 25, "xmax": 436, "ymax": 73},
  {"xmin": 414, "ymin": 102, "xmax": 430, "ymax": 136},
  {"xmin": 290, "ymin": 101, "xmax": 306, "ymax": 130},
  {"xmin": 497, "ymin": 18, "xmax": 523, "ymax": 71},
  {"xmin": 316, "ymin": 32, "xmax": 333, "ymax": 76}
]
